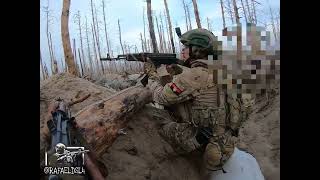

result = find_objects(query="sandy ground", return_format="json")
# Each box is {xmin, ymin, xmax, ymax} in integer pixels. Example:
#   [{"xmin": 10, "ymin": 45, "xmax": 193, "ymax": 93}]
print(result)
[
  {"xmin": 101, "ymin": 106, "xmax": 203, "ymax": 180},
  {"xmin": 40, "ymin": 73, "xmax": 280, "ymax": 180},
  {"xmin": 238, "ymin": 90, "xmax": 280, "ymax": 180}
]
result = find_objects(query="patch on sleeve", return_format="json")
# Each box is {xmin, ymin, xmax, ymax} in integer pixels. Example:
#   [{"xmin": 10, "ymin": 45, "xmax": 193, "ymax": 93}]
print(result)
[{"xmin": 169, "ymin": 82, "xmax": 184, "ymax": 95}]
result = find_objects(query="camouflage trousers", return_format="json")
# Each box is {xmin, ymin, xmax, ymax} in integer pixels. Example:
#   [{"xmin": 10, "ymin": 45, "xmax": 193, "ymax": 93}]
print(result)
[
  {"xmin": 159, "ymin": 122, "xmax": 199, "ymax": 154},
  {"xmin": 204, "ymin": 133, "xmax": 236, "ymax": 171},
  {"xmin": 159, "ymin": 121, "xmax": 236, "ymax": 171}
]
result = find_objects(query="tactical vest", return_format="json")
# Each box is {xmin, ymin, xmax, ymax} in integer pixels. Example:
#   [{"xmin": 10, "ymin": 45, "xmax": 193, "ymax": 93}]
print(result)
[{"xmin": 171, "ymin": 60, "xmax": 250, "ymax": 137}]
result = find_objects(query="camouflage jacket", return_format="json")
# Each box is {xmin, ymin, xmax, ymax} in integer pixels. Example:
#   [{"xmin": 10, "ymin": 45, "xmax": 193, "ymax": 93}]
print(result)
[
  {"xmin": 149, "ymin": 59, "xmax": 222, "ymax": 128},
  {"xmin": 149, "ymin": 59, "xmax": 253, "ymax": 136}
]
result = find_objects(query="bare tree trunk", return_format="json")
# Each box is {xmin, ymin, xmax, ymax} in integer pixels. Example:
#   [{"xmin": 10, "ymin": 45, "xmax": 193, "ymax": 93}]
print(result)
[
  {"xmin": 47, "ymin": 29, "xmax": 54, "ymax": 74},
  {"xmin": 267, "ymin": 1, "xmax": 277, "ymax": 41},
  {"xmin": 85, "ymin": 16, "xmax": 94, "ymax": 75},
  {"xmin": 44, "ymin": 63, "xmax": 49, "ymax": 78},
  {"xmin": 49, "ymin": 32, "xmax": 59, "ymax": 74},
  {"xmin": 163, "ymin": 10, "xmax": 172, "ymax": 53},
  {"xmin": 64, "ymin": 59, "xmax": 68, "ymax": 72},
  {"xmin": 76, "ymin": 11, "xmax": 86, "ymax": 74},
  {"xmin": 40, "ymin": 49, "xmax": 46, "ymax": 80},
  {"xmin": 251, "ymin": 0, "xmax": 257, "ymax": 24},
  {"xmin": 91, "ymin": 0, "xmax": 104, "ymax": 74},
  {"xmin": 275, "ymin": 9, "xmax": 280, "ymax": 40},
  {"xmin": 44, "ymin": 5, "xmax": 55, "ymax": 75},
  {"xmin": 61, "ymin": 0, "xmax": 78, "ymax": 76},
  {"xmin": 163, "ymin": 0, "xmax": 175, "ymax": 53},
  {"xmin": 155, "ymin": 16, "xmax": 163, "ymax": 53},
  {"xmin": 146, "ymin": 0, "xmax": 159, "ymax": 53},
  {"xmin": 226, "ymin": 0, "xmax": 234, "ymax": 24},
  {"xmin": 143, "ymin": 7, "xmax": 148, "ymax": 53},
  {"xmin": 123, "ymin": 42, "xmax": 127, "ymax": 54},
  {"xmin": 232, "ymin": 0, "xmax": 242, "ymax": 63},
  {"xmin": 127, "ymin": 44, "xmax": 131, "ymax": 54},
  {"xmin": 135, "ymin": 45, "xmax": 138, "ymax": 53},
  {"xmin": 236, "ymin": 21, "xmax": 242, "ymax": 61},
  {"xmin": 53, "ymin": 60, "xmax": 59, "ymax": 74},
  {"xmin": 140, "ymin": 32, "xmax": 145, "ymax": 52},
  {"xmin": 186, "ymin": 3, "xmax": 192, "ymax": 30},
  {"xmin": 60, "ymin": 58, "xmax": 66, "ymax": 73},
  {"xmin": 232, "ymin": 0, "xmax": 240, "ymax": 24},
  {"xmin": 102, "ymin": 0, "xmax": 111, "ymax": 56},
  {"xmin": 94, "ymin": 2, "xmax": 100, "ymax": 45},
  {"xmin": 161, "ymin": 24, "xmax": 167, "ymax": 52},
  {"xmin": 240, "ymin": 0, "xmax": 248, "ymax": 23},
  {"xmin": 220, "ymin": 0, "xmax": 226, "ymax": 29},
  {"xmin": 48, "ymin": 34, "xmax": 54, "ymax": 74},
  {"xmin": 192, "ymin": 0, "xmax": 202, "ymax": 28},
  {"xmin": 173, "ymin": 21, "xmax": 181, "ymax": 53},
  {"xmin": 145, "ymin": 39, "xmax": 148, "ymax": 52},
  {"xmin": 72, "ymin": 38, "xmax": 79, "ymax": 75},
  {"xmin": 108, "ymin": 38, "xmax": 112, "ymax": 56},
  {"xmin": 117, "ymin": 19, "xmax": 125, "ymax": 54},
  {"xmin": 159, "ymin": 13, "xmax": 167, "ymax": 53},
  {"xmin": 182, "ymin": 0, "xmax": 189, "ymax": 31},
  {"xmin": 91, "ymin": 23, "xmax": 100, "ymax": 75},
  {"xmin": 245, "ymin": 0, "xmax": 253, "ymax": 23},
  {"xmin": 147, "ymin": 39, "xmax": 151, "ymax": 52},
  {"xmin": 89, "ymin": 1, "xmax": 98, "ymax": 74},
  {"xmin": 78, "ymin": 48, "xmax": 84, "ymax": 76}
]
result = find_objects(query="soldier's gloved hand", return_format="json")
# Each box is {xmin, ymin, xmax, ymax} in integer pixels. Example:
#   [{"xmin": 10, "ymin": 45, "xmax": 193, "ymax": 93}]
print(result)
[
  {"xmin": 166, "ymin": 64, "xmax": 183, "ymax": 75},
  {"xmin": 143, "ymin": 58, "xmax": 157, "ymax": 76},
  {"xmin": 146, "ymin": 78, "xmax": 160, "ymax": 92}
]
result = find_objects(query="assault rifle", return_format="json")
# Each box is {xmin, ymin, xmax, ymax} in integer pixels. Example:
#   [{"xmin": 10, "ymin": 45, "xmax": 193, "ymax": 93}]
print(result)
[{"xmin": 100, "ymin": 53, "xmax": 183, "ymax": 68}]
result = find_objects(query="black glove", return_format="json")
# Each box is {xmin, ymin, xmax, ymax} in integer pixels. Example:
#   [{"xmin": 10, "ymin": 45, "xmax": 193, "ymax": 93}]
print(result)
[
  {"xmin": 195, "ymin": 127, "xmax": 213, "ymax": 145},
  {"xmin": 136, "ymin": 74, "xmax": 149, "ymax": 87}
]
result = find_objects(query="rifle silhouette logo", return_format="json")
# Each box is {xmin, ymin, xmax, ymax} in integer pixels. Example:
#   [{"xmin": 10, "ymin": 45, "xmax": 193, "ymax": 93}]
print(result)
[{"xmin": 45, "ymin": 143, "xmax": 89, "ymax": 166}]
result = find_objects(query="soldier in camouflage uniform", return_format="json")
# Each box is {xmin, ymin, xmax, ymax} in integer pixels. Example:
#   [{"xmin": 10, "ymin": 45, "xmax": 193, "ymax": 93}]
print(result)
[{"xmin": 146, "ymin": 28, "xmax": 251, "ymax": 178}]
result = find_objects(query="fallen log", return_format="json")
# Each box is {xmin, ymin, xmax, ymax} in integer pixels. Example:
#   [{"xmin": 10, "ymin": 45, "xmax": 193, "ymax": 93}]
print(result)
[
  {"xmin": 40, "ymin": 73, "xmax": 152, "ymax": 177},
  {"xmin": 73, "ymin": 85, "xmax": 152, "ymax": 157}
]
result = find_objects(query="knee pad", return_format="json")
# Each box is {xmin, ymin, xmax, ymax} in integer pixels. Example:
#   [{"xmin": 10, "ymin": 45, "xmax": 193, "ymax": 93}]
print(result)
[{"xmin": 204, "ymin": 142, "xmax": 223, "ymax": 171}]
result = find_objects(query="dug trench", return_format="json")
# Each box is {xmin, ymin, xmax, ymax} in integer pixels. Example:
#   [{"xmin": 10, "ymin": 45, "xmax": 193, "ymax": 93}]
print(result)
[{"xmin": 40, "ymin": 73, "xmax": 279, "ymax": 180}]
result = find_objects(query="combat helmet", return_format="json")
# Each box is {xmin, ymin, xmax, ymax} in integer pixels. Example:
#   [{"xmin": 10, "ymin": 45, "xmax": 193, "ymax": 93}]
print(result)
[{"xmin": 179, "ymin": 28, "xmax": 218, "ymax": 54}]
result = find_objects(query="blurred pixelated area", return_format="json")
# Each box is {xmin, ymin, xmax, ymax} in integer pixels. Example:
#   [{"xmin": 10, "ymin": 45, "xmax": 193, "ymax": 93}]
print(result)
[{"xmin": 209, "ymin": 23, "xmax": 280, "ymax": 100}]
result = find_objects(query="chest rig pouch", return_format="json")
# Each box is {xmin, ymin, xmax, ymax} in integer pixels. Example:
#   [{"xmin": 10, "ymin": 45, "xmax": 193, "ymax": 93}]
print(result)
[{"xmin": 190, "ymin": 71, "xmax": 227, "ymax": 145}]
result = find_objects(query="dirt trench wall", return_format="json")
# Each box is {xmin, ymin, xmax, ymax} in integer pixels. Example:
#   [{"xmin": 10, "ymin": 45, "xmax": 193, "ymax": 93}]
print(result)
[
  {"xmin": 40, "ymin": 73, "xmax": 280, "ymax": 180},
  {"xmin": 238, "ymin": 90, "xmax": 280, "ymax": 180}
]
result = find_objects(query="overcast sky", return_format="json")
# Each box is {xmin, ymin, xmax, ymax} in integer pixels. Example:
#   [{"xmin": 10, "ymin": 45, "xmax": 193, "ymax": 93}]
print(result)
[{"xmin": 40, "ymin": 0, "xmax": 279, "ymax": 73}]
